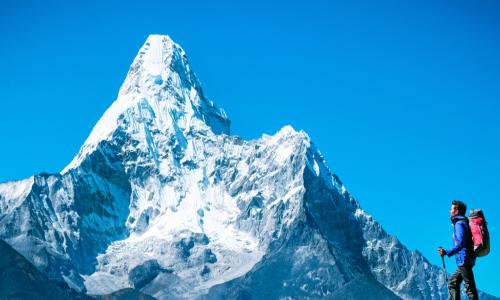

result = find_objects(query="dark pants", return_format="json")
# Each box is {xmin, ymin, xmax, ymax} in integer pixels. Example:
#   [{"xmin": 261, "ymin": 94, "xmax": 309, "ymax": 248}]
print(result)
[{"xmin": 448, "ymin": 265, "xmax": 478, "ymax": 300}]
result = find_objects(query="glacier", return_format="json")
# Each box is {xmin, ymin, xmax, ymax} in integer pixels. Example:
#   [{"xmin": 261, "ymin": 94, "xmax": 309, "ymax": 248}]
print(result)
[{"xmin": 0, "ymin": 34, "xmax": 497, "ymax": 300}]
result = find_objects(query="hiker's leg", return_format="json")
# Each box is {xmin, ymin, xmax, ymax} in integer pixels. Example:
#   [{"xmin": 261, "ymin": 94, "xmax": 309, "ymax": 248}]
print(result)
[
  {"xmin": 459, "ymin": 266, "xmax": 478, "ymax": 300},
  {"xmin": 448, "ymin": 268, "xmax": 463, "ymax": 300}
]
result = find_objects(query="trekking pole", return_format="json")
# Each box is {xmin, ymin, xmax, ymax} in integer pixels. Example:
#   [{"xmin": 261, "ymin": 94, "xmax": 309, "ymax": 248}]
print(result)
[
  {"xmin": 441, "ymin": 255, "xmax": 448, "ymax": 282},
  {"xmin": 439, "ymin": 248, "xmax": 453, "ymax": 299},
  {"xmin": 439, "ymin": 247, "xmax": 448, "ymax": 282}
]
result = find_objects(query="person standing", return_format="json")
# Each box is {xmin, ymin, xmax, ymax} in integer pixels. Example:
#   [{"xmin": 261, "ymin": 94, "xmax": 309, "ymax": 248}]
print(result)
[{"xmin": 438, "ymin": 200, "xmax": 478, "ymax": 300}]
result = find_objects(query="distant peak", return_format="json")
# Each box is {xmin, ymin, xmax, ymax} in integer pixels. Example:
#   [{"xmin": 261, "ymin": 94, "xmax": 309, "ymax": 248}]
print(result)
[
  {"xmin": 146, "ymin": 34, "xmax": 173, "ymax": 41},
  {"xmin": 139, "ymin": 34, "xmax": 177, "ymax": 52},
  {"xmin": 129, "ymin": 35, "xmax": 176, "ymax": 75},
  {"xmin": 140, "ymin": 34, "xmax": 177, "ymax": 67},
  {"xmin": 116, "ymin": 34, "xmax": 196, "ymax": 97},
  {"xmin": 61, "ymin": 34, "xmax": 230, "ymax": 174}
]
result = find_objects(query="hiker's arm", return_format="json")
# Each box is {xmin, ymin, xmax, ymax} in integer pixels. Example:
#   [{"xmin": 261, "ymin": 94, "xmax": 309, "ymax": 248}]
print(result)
[{"xmin": 446, "ymin": 222, "xmax": 465, "ymax": 256}]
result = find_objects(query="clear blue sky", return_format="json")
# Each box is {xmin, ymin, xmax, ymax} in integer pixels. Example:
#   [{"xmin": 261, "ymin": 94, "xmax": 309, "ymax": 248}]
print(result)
[{"xmin": 1, "ymin": 0, "xmax": 499, "ymax": 296}]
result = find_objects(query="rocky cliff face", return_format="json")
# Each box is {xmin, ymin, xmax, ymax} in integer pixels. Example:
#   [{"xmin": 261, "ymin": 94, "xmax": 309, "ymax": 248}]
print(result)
[{"xmin": 0, "ymin": 35, "xmax": 497, "ymax": 300}]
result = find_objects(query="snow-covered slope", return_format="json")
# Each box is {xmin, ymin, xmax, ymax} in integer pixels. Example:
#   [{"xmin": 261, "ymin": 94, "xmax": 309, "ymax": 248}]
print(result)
[{"xmin": 0, "ymin": 35, "xmax": 497, "ymax": 300}]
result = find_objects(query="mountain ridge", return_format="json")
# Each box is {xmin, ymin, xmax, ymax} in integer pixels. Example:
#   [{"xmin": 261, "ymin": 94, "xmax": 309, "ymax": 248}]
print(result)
[{"xmin": 0, "ymin": 34, "xmax": 497, "ymax": 300}]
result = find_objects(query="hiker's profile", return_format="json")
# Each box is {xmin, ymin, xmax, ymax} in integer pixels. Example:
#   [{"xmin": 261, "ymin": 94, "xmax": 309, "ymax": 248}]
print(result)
[{"xmin": 438, "ymin": 200, "xmax": 478, "ymax": 300}]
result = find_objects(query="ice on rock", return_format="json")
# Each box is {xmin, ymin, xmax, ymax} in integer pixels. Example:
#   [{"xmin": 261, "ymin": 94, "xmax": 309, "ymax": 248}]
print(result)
[{"xmin": 0, "ymin": 177, "xmax": 34, "ymax": 214}]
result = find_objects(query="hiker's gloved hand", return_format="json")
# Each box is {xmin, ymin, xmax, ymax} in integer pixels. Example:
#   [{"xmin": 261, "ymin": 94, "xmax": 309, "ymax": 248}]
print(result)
[{"xmin": 437, "ymin": 247, "xmax": 446, "ymax": 257}]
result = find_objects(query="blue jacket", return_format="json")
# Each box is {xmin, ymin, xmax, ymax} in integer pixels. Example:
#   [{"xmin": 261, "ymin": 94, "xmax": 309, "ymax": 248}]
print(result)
[{"xmin": 446, "ymin": 215, "xmax": 476, "ymax": 266}]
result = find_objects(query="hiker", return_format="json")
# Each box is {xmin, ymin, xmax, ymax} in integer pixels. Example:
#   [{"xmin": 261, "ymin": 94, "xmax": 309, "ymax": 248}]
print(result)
[{"xmin": 438, "ymin": 200, "xmax": 478, "ymax": 300}]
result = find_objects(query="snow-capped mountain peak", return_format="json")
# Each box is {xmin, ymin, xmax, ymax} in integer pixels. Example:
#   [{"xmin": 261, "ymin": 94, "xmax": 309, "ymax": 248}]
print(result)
[
  {"xmin": 125, "ymin": 34, "xmax": 177, "ymax": 80},
  {"xmin": 1, "ymin": 35, "xmax": 498, "ymax": 300},
  {"xmin": 62, "ymin": 34, "xmax": 229, "ymax": 174},
  {"xmin": 119, "ymin": 34, "xmax": 190, "ymax": 96}
]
